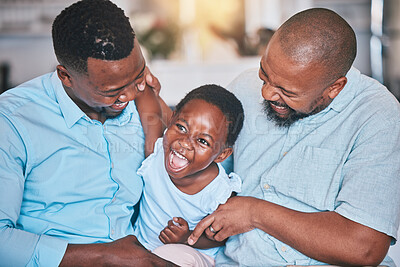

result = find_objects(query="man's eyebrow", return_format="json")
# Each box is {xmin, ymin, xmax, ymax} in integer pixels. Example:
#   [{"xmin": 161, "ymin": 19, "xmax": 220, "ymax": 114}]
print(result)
[
  {"xmin": 260, "ymin": 62, "xmax": 268, "ymax": 77},
  {"xmin": 259, "ymin": 62, "xmax": 296, "ymax": 95},
  {"xmin": 104, "ymin": 64, "xmax": 146, "ymax": 93}
]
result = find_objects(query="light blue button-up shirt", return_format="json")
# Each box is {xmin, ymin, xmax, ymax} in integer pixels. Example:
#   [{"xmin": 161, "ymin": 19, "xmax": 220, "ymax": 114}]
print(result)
[
  {"xmin": 218, "ymin": 67, "xmax": 400, "ymax": 266},
  {"xmin": 0, "ymin": 72, "xmax": 145, "ymax": 266}
]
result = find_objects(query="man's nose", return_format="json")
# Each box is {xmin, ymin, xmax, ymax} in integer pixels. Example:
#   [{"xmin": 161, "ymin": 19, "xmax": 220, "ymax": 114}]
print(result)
[
  {"xmin": 118, "ymin": 83, "xmax": 138, "ymax": 103},
  {"xmin": 262, "ymin": 83, "xmax": 280, "ymax": 102}
]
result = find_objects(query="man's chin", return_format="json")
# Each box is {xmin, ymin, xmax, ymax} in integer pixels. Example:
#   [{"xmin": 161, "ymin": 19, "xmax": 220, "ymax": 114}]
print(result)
[
  {"xmin": 262, "ymin": 100, "xmax": 309, "ymax": 128},
  {"xmin": 102, "ymin": 108, "xmax": 124, "ymax": 119}
]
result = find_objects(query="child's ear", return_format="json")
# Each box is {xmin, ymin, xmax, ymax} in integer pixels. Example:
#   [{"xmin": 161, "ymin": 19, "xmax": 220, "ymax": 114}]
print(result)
[{"xmin": 214, "ymin": 147, "xmax": 233, "ymax": 163}]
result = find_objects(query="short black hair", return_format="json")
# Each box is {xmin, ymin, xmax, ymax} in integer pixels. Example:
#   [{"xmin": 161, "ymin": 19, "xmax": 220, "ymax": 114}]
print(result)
[
  {"xmin": 52, "ymin": 0, "xmax": 135, "ymax": 73},
  {"xmin": 174, "ymin": 84, "xmax": 244, "ymax": 147}
]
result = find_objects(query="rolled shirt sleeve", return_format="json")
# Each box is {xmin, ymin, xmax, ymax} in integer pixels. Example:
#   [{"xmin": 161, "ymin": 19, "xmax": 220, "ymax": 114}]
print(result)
[{"xmin": 335, "ymin": 120, "xmax": 400, "ymax": 241}]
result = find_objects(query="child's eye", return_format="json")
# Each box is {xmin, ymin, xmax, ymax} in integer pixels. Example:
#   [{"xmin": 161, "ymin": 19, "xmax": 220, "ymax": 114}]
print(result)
[
  {"xmin": 197, "ymin": 138, "xmax": 210, "ymax": 146},
  {"xmin": 176, "ymin": 123, "xmax": 187, "ymax": 133}
]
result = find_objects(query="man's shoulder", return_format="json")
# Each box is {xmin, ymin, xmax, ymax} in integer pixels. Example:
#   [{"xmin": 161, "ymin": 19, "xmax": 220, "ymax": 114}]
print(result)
[
  {"xmin": 348, "ymin": 70, "xmax": 400, "ymax": 125},
  {"xmin": 227, "ymin": 68, "xmax": 262, "ymax": 107},
  {"xmin": 228, "ymin": 68, "xmax": 260, "ymax": 92},
  {"xmin": 0, "ymin": 73, "xmax": 55, "ymax": 116}
]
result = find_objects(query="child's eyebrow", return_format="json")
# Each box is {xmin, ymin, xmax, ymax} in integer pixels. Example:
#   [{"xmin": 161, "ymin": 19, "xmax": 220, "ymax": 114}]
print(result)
[
  {"xmin": 199, "ymin": 133, "xmax": 214, "ymax": 143},
  {"xmin": 176, "ymin": 118, "xmax": 189, "ymax": 126},
  {"xmin": 176, "ymin": 117, "xmax": 215, "ymax": 142}
]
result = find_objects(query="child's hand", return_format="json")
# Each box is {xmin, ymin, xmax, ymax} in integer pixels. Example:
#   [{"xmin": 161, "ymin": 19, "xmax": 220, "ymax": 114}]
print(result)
[{"xmin": 159, "ymin": 217, "xmax": 190, "ymax": 244}]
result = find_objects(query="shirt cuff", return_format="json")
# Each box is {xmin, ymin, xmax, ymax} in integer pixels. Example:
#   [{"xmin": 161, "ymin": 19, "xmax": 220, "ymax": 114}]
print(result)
[{"xmin": 26, "ymin": 234, "xmax": 68, "ymax": 267}]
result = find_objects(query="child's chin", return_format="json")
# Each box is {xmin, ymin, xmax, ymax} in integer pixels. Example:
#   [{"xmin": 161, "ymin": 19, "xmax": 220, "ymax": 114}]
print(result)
[{"xmin": 166, "ymin": 170, "xmax": 185, "ymax": 179}]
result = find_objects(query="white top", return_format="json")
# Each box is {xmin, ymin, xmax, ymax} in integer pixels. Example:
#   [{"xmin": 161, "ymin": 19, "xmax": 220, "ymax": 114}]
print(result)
[{"xmin": 134, "ymin": 138, "xmax": 241, "ymax": 258}]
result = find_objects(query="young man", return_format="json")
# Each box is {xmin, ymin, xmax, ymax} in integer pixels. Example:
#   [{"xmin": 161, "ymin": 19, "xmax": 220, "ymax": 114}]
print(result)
[
  {"xmin": 0, "ymin": 0, "xmax": 171, "ymax": 266},
  {"xmin": 189, "ymin": 8, "xmax": 400, "ymax": 266}
]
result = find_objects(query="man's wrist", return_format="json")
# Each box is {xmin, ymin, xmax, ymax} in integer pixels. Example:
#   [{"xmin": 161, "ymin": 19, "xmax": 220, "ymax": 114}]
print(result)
[{"xmin": 249, "ymin": 197, "xmax": 266, "ymax": 230}]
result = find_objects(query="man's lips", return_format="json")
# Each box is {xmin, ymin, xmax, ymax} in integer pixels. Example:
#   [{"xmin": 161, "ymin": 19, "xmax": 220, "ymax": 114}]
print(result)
[
  {"xmin": 270, "ymin": 101, "xmax": 289, "ymax": 115},
  {"xmin": 110, "ymin": 101, "xmax": 128, "ymax": 111}
]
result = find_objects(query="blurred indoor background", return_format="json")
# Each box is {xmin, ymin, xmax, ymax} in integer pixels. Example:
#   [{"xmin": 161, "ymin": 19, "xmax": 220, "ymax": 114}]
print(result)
[{"xmin": 0, "ymin": 0, "xmax": 399, "ymax": 263}]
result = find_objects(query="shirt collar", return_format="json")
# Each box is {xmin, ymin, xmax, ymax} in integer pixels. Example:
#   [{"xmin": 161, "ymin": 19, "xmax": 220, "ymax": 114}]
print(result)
[
  {"xmin": 51, "ymin": 71, "xmax": 86, "ymax": 128},
  {"xmin": 325, "ymin": 66, "xmax": 360, "ymax": 113},
  {"xmin": 51, "ymin": 71, "xmax": 136, "ymax": 127},
  {"xmin": 105, "ymin": 102, "xmax": 135, "ymax": 126},
  {"xmin": 290, "ymin": 67, "xmax": 360, "ymax": 126}
]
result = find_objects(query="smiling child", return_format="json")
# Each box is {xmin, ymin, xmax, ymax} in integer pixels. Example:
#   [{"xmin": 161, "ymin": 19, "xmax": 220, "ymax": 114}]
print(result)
[{"xmin": 133, "ymin": 84, "xmax": 244, "ymax": 266}]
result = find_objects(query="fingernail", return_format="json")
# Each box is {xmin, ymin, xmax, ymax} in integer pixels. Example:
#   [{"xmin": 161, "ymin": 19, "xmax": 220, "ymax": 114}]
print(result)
[
  {"xmin": 138, "ymin": 83, "xmax": 145, "ymax": 91},
  {"xmin": 187, "ymin": 238, "xmax": 194, "ymax": 245},
  {"xmin": 147, "ymin": 74, "xmax": 153, "ymax": 83}
]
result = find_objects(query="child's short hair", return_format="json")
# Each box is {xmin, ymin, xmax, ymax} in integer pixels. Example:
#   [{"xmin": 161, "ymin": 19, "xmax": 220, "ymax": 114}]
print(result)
[{"xmin": 174, "ymin": 84, "xmax": 244, "ymax": 147}]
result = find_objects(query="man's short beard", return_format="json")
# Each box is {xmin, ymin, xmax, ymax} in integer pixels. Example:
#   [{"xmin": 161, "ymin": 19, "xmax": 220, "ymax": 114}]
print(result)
[
  {"xmin": 101, "ymin": 107, "xmax": 124, "ymax": 120},
  {"xmin": 262, "ymin": 100, "xmax": 310, "ymax": 128}
]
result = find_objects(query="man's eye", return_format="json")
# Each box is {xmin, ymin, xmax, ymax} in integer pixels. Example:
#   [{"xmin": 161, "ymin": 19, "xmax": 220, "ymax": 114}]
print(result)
[
  {"xmin": 198, "ymin": 138, "xmax": 210, "ymax": 146},
  {"xmin": 106, "ymin": 94, "xmax": 119, "ymax": 98}
]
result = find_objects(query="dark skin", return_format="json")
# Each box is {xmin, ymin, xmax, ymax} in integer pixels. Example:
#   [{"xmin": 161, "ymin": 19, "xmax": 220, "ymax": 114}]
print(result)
[
  {"xmin": 187, "ymin": 31, "xmax": 392, "ymax": 266},
  {"xmin": 60, "ymin": 235, "xmax": 175, "ymax": 267},
  {"xmin": 159, "ymin": 217, "xmax": 225, "ymax": 249}
]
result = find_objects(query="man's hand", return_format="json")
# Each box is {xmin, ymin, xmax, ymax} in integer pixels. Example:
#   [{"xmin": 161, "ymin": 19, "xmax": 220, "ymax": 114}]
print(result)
[
  {"xmin": 188, "ymin": 196, "xmax": 258, "ymax": 245},
  {"xmin": 138, "ymin": 67, "xmax": 161, "ymax": 96},
  {"xmin": 60, "ymin": 235, "xmax": 176, "ymax": 266},
  {"xmin": 159, "ymin": 217, "xmax": 190, "ymax": 244}
]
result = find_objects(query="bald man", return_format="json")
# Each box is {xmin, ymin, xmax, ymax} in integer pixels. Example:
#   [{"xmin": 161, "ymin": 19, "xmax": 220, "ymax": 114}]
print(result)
[{"xmin": 188, "ymin": 8, "xmax": 400, "ymax": 266}]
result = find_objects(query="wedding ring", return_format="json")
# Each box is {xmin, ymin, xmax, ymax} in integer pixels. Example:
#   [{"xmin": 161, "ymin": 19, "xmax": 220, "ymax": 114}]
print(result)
[{"xmin": 209, "ymin": 225, "xmax": 216, "ymax": 234}]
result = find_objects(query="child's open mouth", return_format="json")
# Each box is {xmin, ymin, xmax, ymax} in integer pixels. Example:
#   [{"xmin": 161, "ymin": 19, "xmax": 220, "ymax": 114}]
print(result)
[{"xmin": 167, "ymin": 150, "xmax": 189, "ymax": 172}]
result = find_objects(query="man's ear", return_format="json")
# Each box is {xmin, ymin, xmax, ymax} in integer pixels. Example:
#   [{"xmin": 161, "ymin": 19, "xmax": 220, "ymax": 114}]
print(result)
[
  {"xmin": 327, "ymin": 76, "xmax": 347, "ymax": 99},
  {"xmin": 56, "ymin": 65, "xmax": 73, "ymax": 88},
  {"xmin": 214, "ymin": 147, "xmax": 233, "ymax": 163}
]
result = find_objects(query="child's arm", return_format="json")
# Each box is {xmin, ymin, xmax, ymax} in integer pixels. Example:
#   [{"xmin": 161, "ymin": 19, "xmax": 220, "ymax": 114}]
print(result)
[
  {"xmin": 159, "ymin": 217, "xmax": 225, "ymax": 249},
  {"xmin": 135, "ymin": 86, "xmax": 163, "ymax": 157},
  {"xmin": 156, "ymin": 95, "xmax": 174, "ymax": 128}
]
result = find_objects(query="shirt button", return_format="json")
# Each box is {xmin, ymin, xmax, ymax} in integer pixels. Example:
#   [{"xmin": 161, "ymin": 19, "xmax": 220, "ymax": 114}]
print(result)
[
  {"xmin": 111, "ymin": 229, "xmax": 115, "ymax": 235},
  {"xmin": 264, "ymin": 184, "xmax": 270, "ymax": 190},
  {"xmin": 283, "ymin": 152, "xmax": 288, "ymax": 156},
  {"xmin": 281, "ymin": 246, "xmax": 287, "ymax": 252},
  {"xmin": 111, "ymin": 163, "xmax": 114, "ymax": 168}
]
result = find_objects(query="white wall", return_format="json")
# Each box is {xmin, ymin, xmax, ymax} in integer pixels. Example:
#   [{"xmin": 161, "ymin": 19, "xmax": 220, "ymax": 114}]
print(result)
[{"xmin": 150, "ymin": 57, "xmax": 259, "ymax": 106}]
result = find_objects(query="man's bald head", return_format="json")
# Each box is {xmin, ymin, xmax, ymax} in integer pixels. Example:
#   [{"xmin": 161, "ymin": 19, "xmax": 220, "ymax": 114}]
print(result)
[{"xmin": 273, "ymin": 8, "xmax": 356, "ymax": 83}]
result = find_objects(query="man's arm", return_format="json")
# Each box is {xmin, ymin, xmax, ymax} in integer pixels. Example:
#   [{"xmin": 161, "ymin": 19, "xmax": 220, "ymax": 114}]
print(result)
[
  {"xmin": 189, "ymin": 196, "xmax": 391, "ymax": 266},
  {"xmin": 0, "ymin": 114, "xmax": 175, "ymax": 267},
  {"xmin": 0, "ymin": 114, "xmax": 70, "ymax": 266},
  {"xmin": 59, "ymin": 235, "xmax": 175, "ymax": 266}
]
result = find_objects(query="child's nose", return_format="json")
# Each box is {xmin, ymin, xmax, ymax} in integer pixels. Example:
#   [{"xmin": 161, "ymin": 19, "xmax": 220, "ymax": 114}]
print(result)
[{"xmin": 178, "ymin": 137, "xmax": 194, "ymax": 151}]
